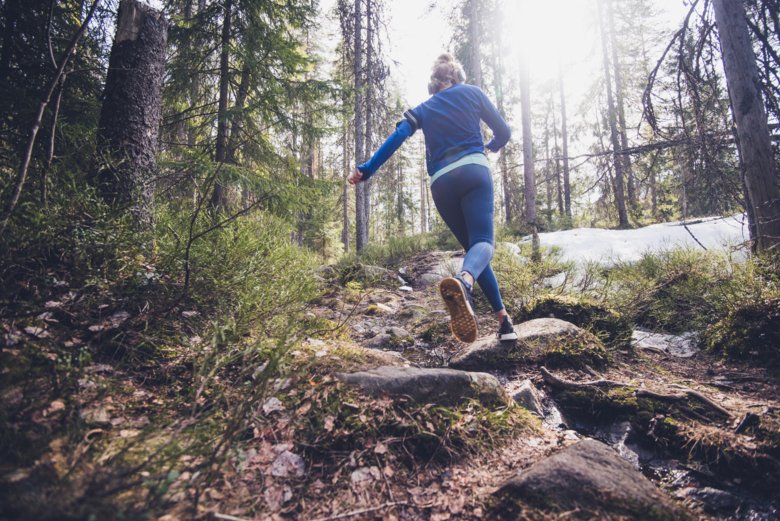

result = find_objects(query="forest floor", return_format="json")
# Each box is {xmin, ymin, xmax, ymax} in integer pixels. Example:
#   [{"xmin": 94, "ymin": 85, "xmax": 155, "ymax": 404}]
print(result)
[{"xmin": 2, "ymin": 249, "xmax": 779, "ymax": 520}]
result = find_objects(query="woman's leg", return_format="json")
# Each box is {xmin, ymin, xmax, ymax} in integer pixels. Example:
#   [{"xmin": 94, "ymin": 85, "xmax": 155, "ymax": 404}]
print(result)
[
  {"xmin": 459, "ymin": 166, "xmax": 506, "ymax": 313},
  {"xmin": 431, "ymin": 164, "xmax": 507, "ymax": 314}
]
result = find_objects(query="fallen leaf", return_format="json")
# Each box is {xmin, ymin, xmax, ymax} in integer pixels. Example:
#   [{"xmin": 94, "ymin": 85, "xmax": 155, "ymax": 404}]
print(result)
[
  {"xmin": 323, "ymin": 415, "xmax": 335, "ymax": 432},
  {"xmin": 374, "ymin": 442, "xmax": 388, "ymax": 454},
  {"xmin": 262, "ymin": 397, "xmax": 285, "ymax": 415},
  {"xmin": 270, "ymin": 450, "xmax": 305, "ymax": 478}
]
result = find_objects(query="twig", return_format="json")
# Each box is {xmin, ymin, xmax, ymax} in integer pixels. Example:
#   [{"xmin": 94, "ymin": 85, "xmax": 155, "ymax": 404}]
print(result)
[
  {"xmin": 213, "ymin": 513, "xmax": 253, "ymax": 521},
  {"xmin": 311, "ymin": 501, "xmax": 409, "ymax": 521}
]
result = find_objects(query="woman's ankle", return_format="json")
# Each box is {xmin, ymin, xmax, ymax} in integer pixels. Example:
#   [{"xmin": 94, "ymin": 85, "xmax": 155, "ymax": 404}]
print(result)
[{"xmin": 460, "ymin": 271, "xmax": 475, "ymax": 287}]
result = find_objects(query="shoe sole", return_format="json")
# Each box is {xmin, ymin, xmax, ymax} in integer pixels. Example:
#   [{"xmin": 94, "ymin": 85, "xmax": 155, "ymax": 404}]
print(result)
[
  {"xmin": 499, "ymin": 332, "xmax": 518, "ymax": 342},
  {"xmin": 439, "ymin": 277, "xmax": 478, "ymax": 343}
]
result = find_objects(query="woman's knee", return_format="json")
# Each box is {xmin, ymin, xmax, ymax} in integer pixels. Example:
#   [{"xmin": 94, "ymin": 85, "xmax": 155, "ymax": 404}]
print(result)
[{"xmin": 468, "ymin": 241, "xmax": 494, "ymax": 259}]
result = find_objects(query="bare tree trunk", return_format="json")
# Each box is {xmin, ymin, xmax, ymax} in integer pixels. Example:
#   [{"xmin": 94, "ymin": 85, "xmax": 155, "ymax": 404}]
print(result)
[
  {"xmin": 468, "ymin": 0, "xmax": 483, "ymax": 88},
  {"xmin": 210, "ymin": 0, "xmax": 232, "ymax": 209},
  {"xmin": 598, "ymin": 0, "xmax": 629, "ymax": 228},
  {"xmin": 713, "ymin": 0, "xmax": 780, "ymax": 251},
  {"xmin": 361, "ymin": 0, "xmax": 373, "ymax": 245},
  {"xmin": 552, "ymin": 100, "xmax": 564, "ymax": 216},
  {"xmin": 607, "ymin": 0, "xmax": 635, "ymax": 213},
  {"xmin": 520, "ymin": 57, "xmax": 539, "ymax": 260},
  {"xmin": 558, "ymin": 66, "xmax": 572, "ymax": 220},
  {"xmin": 420, "ymin": 165, "xmax": 427, "ymax": 233},
  {"xmin": 354, "ymin": 0, "xmax": 367, "ymax": 251},
  {"xmin": 41, "ymin": 75, "xmax": 66, "ymax": 207},
  {"xmin": 0, "ymin": 0, "xmax": 100, "ymax": 233}
]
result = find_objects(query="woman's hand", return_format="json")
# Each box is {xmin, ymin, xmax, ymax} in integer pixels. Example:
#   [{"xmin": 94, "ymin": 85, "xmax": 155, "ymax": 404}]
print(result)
[{"xmin": 347, "ymin": 168, "xmax": 363, "ymax": 186}]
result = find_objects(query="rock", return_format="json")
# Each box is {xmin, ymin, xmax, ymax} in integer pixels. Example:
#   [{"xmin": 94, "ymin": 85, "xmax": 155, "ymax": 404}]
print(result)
[
  {"xmin": 493, "ymin": 438, "xmax": 691, "ymax": 520},
  {"xmin": 386, "ymin": 326, "xmax": 411, "ymax": 339},
  {"xmin": 364, "ymin": 302, "xmax": 395, "ymax": 315},
  {"xmin": 336, "ymin": 366, "xmax": 509, "ymax": 407},
  {"xmin": 449, "ymin": 318, "xmax": 607, "ymax": 370},
  {"xmin": 418, "ymin": 272, "xmax": 443, "ymax": 286},
  {"xmin": 365, "ymin": 333, "xmax": 396, "ymax": 349},
  {"xmin": 679, "ymin": 487, "xmax": 741, "ymax": 514},
  {"xmin": 315, "ymin": 265, "xmax": 336, "ymax": 279},
  {"xmin": 518, "ymin": 295, "xmax": 633, "ymax": 349},
  {"xmin": 511, "ymin": 379, "xmax": 544, "ymax": 416},
  {"xmin": 398, "ymin": 285, "xmax": 413, "ymax": 292}
]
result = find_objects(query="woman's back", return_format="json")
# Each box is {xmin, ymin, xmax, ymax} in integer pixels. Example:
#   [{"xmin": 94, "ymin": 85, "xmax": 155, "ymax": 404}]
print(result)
[{"xmin": 408, "ymin": 83, "xmax": 510, "ymax": 174}]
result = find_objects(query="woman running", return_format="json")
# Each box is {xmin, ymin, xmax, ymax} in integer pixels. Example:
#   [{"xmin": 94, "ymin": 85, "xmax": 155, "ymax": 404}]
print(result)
[{"xmin": 347, "ymin": 53, "xmax": 517, "ymax": 344}]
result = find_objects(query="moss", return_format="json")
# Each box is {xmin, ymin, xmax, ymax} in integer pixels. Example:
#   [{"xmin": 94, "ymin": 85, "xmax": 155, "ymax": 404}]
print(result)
[
  {"xmin": 519, "ymin": 295, "xmax": 633, "ymax": 349},
  {"xmin": 536, "ymin": 330, "xmax": 609, "ymax": 369},
  {"xmin": 704, "ymin": 297, "xmax": 780, "ymax": 366}
]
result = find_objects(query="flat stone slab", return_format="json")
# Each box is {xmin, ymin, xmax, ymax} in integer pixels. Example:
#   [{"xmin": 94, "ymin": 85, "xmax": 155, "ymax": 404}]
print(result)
[
  {"xmin": 493, "ymin": 438, "xmax": 691, "ymax": 520},
  {"xmin": 449, "ymin": 318, "xmax": 606, "ymax": 371},
  {"xmin": 336, "ymin": 366, "xmax": 509, "ymax": 407}
]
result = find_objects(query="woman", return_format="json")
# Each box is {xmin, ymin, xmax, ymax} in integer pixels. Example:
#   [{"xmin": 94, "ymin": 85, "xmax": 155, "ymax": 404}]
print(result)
[{"xmin": 347, "ymin": 53, "xmax": 517, "ymax": 344}]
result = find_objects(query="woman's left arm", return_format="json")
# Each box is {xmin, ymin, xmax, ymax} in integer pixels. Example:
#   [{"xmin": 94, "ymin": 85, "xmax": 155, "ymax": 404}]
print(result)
[{"xmin": 353, "ymin": 119, "xmax": 416, "ymax": 183}]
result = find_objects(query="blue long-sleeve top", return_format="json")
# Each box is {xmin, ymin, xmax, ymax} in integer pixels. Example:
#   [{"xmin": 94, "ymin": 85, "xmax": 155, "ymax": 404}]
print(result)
[{"xmin": 356, "ymin": 83, "xmax": 511, "ymax": 181}]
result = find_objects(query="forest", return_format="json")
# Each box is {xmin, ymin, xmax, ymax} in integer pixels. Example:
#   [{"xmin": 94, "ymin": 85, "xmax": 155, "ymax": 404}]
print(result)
[{"xmin": 0, "ymin": 0, "xmax": 779, "ymax": 519}]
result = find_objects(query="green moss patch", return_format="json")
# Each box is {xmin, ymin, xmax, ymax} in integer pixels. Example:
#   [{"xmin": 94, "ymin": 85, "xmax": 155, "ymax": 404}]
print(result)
[
  {"xmin": 518, "ymin": 295, "xmax": 633, "ymax": 350},
  {"xmin": 704, "ymin": 298, "xmax": 780, "ymax": 366}
]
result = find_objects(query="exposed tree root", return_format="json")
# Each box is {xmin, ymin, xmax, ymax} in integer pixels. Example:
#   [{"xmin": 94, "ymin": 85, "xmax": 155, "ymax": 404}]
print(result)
[{"xmin": 539, "ymin": 366, "xmax": 732, "ymax": 420}]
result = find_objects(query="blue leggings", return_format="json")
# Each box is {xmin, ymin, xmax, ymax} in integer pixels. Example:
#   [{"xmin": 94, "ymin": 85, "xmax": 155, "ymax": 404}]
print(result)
[{"xmin": 430, "ymin": 163, "xmax": 505, "ymax": 312}]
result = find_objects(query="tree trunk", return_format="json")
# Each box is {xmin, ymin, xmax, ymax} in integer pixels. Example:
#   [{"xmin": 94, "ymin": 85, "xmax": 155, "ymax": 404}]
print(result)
[
  {"xmin": 361, "ymin": 0, "xmax": 373, "ymax": 246},
  {"xmin": 520, "ymin": 58, "xmax": 539, "ymax": 259},
  {"xmin": 559, "ymin": 66, "xmax": 572, "ymax": 220},
  {"xmin": 210, "ymin": 0, "xmax": 232, "ymax": 209},
  {"xmin": 93, "ymin": 0, "xmax": 166, "ymax": 226},
  {"xmin": 607, "ymin": 0, "xmax": 636, "ymax": 213},
  {"xmin": 598, "ymin": 0, "xmax": 629, "ymax": 228},
  {"xmin": 468, "ymin": 0, "xmax": 483, "ymax": 88},
  {"xmin": 713, "ymin": 0, "xmax": 780, "ymax": 251},
  {"xmin": 354, "ymin": 0, "xmax": 367, "ymax": 251}
]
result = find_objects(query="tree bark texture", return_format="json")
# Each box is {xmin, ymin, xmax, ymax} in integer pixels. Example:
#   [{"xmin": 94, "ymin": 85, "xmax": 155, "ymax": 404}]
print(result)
[
  {"xmin": 468, "ymin": 0, "xmax": 483, "ymax": 88},
  {"xmin": 598, "ymin": 0, "xmax": 629, "ymax": 228},
  {"xmin": 210, "ymin": 0, "xmax": 232, "ymax": 209},
  {"xmin": 559, "ymin": 67, "xmax": 572, "ymax": 219},
  {"xmin": 95, "ymin": 0, "xmax": 167, "ymax": 226},
  {"xmin": 713, "ymin": 0, "xmax": 780, "ymax": 251},
  {"xmin": 520, "ymin": 58, "xmax": 539, "ymax": 259},
  {"xmin": 354, "ymin": 0, "xmax": 367, "ymax": 251},
  {"xmin": 607, "ymin": 0, "xmax": 635, "ymax": 212}
]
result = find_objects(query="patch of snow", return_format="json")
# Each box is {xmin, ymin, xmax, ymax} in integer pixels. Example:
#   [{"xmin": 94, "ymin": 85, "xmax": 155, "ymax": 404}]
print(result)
[
  {"xmin": 519, "ymin": 214, "xmax": 747, "ymax": 266},
  {"xmin": 632, "ymin": 329, "xmax": 700, "ymax": 358}
]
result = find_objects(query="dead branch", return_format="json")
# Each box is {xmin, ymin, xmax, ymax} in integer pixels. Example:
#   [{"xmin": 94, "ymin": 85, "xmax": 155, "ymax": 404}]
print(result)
[{"xmin": 0, "ymin": 0, "xmax": 100, "ymax": 234}]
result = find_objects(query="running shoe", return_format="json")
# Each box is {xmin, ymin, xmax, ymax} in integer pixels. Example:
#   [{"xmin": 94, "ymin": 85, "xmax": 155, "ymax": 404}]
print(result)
[
  {"xmin": 497, "ymin": 315, "xmax": 518, "ymax": 342},
  {"xmin": 439, "ymin": 276, "xmax": 478, "ymax": 343}
]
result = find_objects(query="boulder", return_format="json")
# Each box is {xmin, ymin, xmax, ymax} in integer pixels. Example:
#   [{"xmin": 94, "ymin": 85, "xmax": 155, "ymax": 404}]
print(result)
[
  {"xmin": 511, "ymin": 379, "xmax": 544, "ymax": 417},
  {"xmin": 492, "ymin": 438, "xmax": 691, "ymax": 520},
  {"xmin": 518, "ymin": 295, "xmax": 633, "ymax": 349},
  {"xmin": 336, "ymin": 366, "xmax": 509, "ymax": 407},
  {"xmin": 449, "ymin": 318, "xmax": 607, "ymax": 371}
]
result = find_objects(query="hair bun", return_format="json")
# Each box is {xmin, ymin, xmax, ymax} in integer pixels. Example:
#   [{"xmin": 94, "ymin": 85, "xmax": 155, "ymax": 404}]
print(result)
[{"xmin": 428, "ymin": 53, "xmax": 465, "ymax": 94}]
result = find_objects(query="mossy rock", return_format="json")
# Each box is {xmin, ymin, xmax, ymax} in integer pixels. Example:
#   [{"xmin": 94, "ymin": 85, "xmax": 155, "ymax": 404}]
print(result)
[
  {"xmin": 518, "ymin": 295, "xmax": 632, "ymax": 349},
  {"xmin": 450, "ymin": 318, "xmax": 608, "ymax": 371},
  {"xmin": 703, "ymin": 297, "xmax": 780, "ymax": 366}
]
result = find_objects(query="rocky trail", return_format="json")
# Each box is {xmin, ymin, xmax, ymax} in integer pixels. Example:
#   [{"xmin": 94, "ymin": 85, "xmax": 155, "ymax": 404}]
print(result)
[{"xmin": 304, "ymin": 250, "xmax": 780, "ymax": 520}]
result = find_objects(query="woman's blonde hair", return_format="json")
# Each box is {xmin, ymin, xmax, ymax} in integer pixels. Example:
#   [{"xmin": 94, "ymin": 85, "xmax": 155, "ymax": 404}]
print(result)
[{"xmin": 428, "ymin": 53, "xmax": 465, "ymax": 95}]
